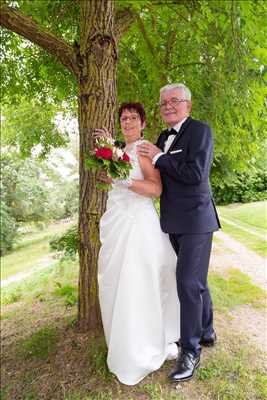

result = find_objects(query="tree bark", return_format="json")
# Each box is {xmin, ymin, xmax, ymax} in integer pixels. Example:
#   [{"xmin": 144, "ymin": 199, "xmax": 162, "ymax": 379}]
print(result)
[
  {"xmin": 0, "ymin": 0, "xmax": 135, "ymax": 333},
  {"xmin": 77, "ymin": 0, "xmax": 118, "ymax": 331}
]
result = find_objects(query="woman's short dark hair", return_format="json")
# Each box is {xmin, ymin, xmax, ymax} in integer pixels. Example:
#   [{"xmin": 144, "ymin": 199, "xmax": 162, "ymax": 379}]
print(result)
[{"xmin": 118, "ymin": 102, "xmax": 146, "ymax": 124}]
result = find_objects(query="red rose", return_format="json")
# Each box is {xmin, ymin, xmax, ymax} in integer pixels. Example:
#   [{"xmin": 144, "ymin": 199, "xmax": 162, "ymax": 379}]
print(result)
[
  {"xmin": 122, "ymin": 152, "xmax": 130, "ymax": 162},
  {"xmin": 95, "ymin": 147, "xmax": 113, "ymax": 160}
]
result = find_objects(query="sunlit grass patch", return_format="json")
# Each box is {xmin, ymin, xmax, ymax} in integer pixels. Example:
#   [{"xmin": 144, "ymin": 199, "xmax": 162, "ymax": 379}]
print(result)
[
  {"xmin": 1, "ymin": 258, "xmax": 79, "ymax": 306},
  {"xmin": 218, "ymin": 201, "xmax": 267, "ymax": 231},
  {"xmin": 197, "ymin": 347, "xmax": 267, "ymax": 400},
  {"xmin": 220, "ymin": 220, "xmax": 267, "ymax": 257},
  {"xmin": 1, "ymin": 220, "xmax": 73, "ymax": 280},
  {"xmin": 19, "ymin": 326, "xmax": 58, "ymax": 361},
  {"xmin": 209, "ymin": 268, "xmax": 267, "ymax": 312}
]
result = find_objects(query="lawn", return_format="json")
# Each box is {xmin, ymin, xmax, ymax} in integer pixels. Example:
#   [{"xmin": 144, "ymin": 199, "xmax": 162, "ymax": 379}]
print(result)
[
  {"xmin": 1, "ymin": 203, "xmax": 266, "ymax": 399},
  {"xmin": 218, "ymin": 201, "xmax": 267, "ymax": 257},
  {"xmin": 1, "ymin": 257, "xmax": 266, "ymax": 400},
  {"xmin": 218, "ymin": 201, "xmax": 267, "ymax": 232},
  {"xmin": 1, "ymin": 220, "xmax": 73, "ymax": 280}
]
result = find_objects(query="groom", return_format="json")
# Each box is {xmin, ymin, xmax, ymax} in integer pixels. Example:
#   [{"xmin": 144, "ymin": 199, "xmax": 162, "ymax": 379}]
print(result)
[{"xmin": 138, "ymin": 83, "xmax": 220, "ymax": 382}]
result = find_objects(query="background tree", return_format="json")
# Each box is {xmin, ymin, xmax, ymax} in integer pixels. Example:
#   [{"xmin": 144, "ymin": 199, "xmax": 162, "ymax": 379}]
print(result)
[{"xmin": 1, "ymin": 0, "xmax": 266, "ymax": 331}]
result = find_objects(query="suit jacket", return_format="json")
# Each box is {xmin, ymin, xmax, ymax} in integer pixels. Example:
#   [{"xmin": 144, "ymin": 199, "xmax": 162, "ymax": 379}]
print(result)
[{"xmin": 155, "ymin": 116, "xmax": 221, "ymax": 234}]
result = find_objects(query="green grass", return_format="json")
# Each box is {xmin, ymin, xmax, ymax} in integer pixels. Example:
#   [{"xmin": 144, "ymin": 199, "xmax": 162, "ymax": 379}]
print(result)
[
  {"xmin": 1, "ymin": 257, "xmax": 79, "ymax": 307},
  {"xmin": 209, "ymin": 268, "xmax": 267, "ymax": 312},
  {"xmin": 196, "ymin": 347, "xmax": 267, "ymax": 400},
  {"xmin": 63, "ymin": 392, "xmax": 113, "ymax": 400},
  {"xmin": 218, "ymin": 201, "xmax": 267, "ymax": 257},
  {"xmin": 19, "ymin": 326, "xmax": 58, "ymax": 361},
  {"xmin": 87, "ymin": 335, "xmax": 111, "ymax": 381},
  {"xmin": 218, "ymin": 201, "xmax": 267, "ymax": 231},
  {"xmin": 1, "ymin": 220, "xmax": 73, "ymax": 280},
  {"xmin": 221, "ymin": 220, "xmax": 266, "ymax": 257}
]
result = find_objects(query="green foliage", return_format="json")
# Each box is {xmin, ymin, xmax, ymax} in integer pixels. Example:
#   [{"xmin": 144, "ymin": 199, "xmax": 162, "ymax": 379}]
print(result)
[
  {"xmin": 212, "ymin": 169, "xmax": 267, "ymax": 205},
  {"xmin": 1, "ymin": 152, "xmax": 51, "ymax": 223},
  {"xmin": 49, "ymin": 224, "xmax": 79, "ymax": 257},
  {"xmin": 19, "ymin": 326, "xmax": 58, "ymax": 360},
  {"xmin": 117, "ymin": 0, "xmax": 267, "ymax": 177},
  {"xmin": 63, "ymin": 181, "xmax": 79, "ymax": 218},
  {"xmin": 1, "ymin": 100, "xmax": 69, "ymax": 158},
  {"xmin": 0, "ymin": 145, "xmax": 78, "ymax": 253},
  {"xmin": 0, "ymin": 1, "xmax": 78, "ymax": 105},
  {"xmin": 0, "ymin": 201, "xmax": 17, "ymax": 256},
  {"xmin": 1, "ymin": 0, "xmax": 266, "ymax": 191},
  {"xmin": 54, "ymin": 283, "xmax": 78, "ymax": 306}
]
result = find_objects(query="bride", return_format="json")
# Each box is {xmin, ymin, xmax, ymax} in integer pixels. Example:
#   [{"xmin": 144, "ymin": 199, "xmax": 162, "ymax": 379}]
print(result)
[{"xmin": 95, "ymin": 102, "xmax": 180, "ymax": 385}]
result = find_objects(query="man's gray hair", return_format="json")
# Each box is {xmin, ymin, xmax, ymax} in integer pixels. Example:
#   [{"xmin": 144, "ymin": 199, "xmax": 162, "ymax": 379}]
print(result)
[{"xmin": 160, "ymin": 83, "xmax": 191, "ymax": 101}]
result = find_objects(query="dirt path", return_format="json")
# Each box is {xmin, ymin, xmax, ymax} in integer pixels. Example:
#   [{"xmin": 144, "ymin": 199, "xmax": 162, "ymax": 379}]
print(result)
[
  {"xmin": 210, "ymin": 230, "xmax": 267, "ymax": 353},
  {"xmin": 211, "ymin": 230, "xmax": 266, "ymax": 291}
]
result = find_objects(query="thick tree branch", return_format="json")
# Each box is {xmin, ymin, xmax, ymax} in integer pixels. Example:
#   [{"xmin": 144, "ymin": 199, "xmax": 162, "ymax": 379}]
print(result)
[
  {"xmin": 114, "ymin": 8, "xmax": 135, "ymax": 41},
  {"xmin": 0, "ymin": 5, "xmax": 79, "ymax": 78}
]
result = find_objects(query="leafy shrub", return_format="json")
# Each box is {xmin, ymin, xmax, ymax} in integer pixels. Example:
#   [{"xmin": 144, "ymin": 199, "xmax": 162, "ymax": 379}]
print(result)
[
  {"xmin": 54, "ymin": 283, "xmax": 78, "ymax": 306},
  {"xmin": 212, "ymin": 170, "xmax": 267, "ymax": 205},
  {"xmin": 49, "ymin": 224, "xmax": 78, "ymax": 256},
  {"xmin": 0, "ymin": 201, "xmax": 17, "ymax": 255}
]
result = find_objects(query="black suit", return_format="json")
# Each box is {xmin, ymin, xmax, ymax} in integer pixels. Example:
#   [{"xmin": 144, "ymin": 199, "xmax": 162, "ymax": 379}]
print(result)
[{"xmin": 155, "ymin": 116, "xmax": 220, "ymax": 356}]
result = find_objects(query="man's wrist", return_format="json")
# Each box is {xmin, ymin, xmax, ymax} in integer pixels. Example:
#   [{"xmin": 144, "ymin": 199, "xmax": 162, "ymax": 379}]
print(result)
[{"xmin": 152, "ymin": 152, "xmax": 164, "ymax": 166}]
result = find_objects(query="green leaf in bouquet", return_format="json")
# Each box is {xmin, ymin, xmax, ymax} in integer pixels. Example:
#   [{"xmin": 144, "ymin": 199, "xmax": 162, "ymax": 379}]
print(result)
[
  {"xmin": 107, "ymin": 161, "xmax": 120, "ymax": 178},
  {"xmin": 85, "ymin": 155, "xmax": 103, "ymax": 171},
  {"xmin": 96, "ymin": 182, "xmax": 110, "ymax": 191}
]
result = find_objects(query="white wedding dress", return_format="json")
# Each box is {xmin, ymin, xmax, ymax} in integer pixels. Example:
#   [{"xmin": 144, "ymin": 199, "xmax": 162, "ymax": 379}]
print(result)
[{"xmin": 98, "ymin": 139, "xmax": 180, "ymax": 385}]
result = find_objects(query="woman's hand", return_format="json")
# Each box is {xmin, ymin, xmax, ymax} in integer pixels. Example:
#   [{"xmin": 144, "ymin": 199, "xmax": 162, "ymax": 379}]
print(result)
[
  {"xmin": 97, "ymin": 169, "xmax": 113, "ymax": 185},
  {"xmin": 93, "ymin": 128, "xmax": 112, "ymax": 141}
]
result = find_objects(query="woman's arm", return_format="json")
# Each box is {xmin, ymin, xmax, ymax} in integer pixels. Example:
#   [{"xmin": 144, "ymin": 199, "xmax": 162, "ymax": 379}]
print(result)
[{"xmin": 129, "ymin": 155, "xmax": 162, "ymax": 198}]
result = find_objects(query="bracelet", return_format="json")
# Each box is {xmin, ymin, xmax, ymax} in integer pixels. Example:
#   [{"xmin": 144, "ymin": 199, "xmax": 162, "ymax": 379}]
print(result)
[{"xmin": 114, "ymin": 177, "xmax": 133, "ymax": 188}]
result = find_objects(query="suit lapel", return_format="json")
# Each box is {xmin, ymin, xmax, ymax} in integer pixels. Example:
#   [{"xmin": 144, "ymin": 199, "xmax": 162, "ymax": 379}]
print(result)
[
  {"xmin": 168, "ymin": 117, "xmax": 192, "ymax": 153},
  {"xmin": 157, "ymin": 129, "xmax": 168, "ymax": 151}
]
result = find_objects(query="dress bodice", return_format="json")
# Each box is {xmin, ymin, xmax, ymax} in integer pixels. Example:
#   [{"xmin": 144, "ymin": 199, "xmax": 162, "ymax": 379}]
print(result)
[
  {"xmin": 107, "ymin": 139, "xmax": 152, "ymax": 209},
  {"xmin": 125, "ymin": 139, "xmax": 145, "ymax": 181}
]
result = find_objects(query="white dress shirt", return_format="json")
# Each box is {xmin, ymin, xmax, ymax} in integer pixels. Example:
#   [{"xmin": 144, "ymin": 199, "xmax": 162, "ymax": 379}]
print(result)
[{"xmin": 152, "ymin": 117, "xmax": 188, "ymax": 165}]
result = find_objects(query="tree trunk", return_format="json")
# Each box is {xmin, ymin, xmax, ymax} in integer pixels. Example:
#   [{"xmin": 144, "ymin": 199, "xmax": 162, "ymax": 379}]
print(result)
[{"xmin": 77, "ymin": 0, "xmax": 118, "ymax": 331}]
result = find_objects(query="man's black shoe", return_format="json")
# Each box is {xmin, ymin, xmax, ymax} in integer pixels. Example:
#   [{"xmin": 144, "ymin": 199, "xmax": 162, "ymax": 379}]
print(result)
[
  {"xmin": 168, "ymin": 350, "xmax": 200, "ymax": 382},
  {"xmin": 200, "ymin": 331, "xmax": 217, "ymax": 347}
]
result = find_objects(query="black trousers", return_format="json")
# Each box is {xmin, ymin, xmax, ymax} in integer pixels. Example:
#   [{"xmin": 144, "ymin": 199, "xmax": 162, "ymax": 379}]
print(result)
[{"xmin": 169, "ymin": 232, "xmax": 214, "ymax": 357}]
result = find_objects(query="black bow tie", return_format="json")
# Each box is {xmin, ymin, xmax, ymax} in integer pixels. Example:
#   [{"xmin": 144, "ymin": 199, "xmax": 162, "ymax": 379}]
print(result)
[{"xmin": 165, "ymin": 128, "xmax": 177, "ymax": 139}]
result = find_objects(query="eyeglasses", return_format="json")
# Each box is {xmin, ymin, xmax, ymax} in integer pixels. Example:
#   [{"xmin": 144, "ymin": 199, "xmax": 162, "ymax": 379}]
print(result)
[
  {"xmin": 159, "ymin": 98, "xmax": 188, "ymax": 108},
  {"xmin": 120, "ymin": 115, "xmax": 140, "ymax": 122}
]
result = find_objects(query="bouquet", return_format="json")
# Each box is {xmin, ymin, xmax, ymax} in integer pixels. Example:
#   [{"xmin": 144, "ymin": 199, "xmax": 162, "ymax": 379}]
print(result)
[{"xmin": 85, "ymin": 136, "xmax": 132, "ymax": 190}]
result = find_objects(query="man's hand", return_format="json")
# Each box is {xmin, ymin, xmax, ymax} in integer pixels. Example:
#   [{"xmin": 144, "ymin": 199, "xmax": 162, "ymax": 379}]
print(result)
[
  {"xmin": 93, "ymin": 128, "xmax": 112, "ymax": 141},
  {"xmin": 137, "ymin": 141, "xmax": 162, "ymax": 160}
]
